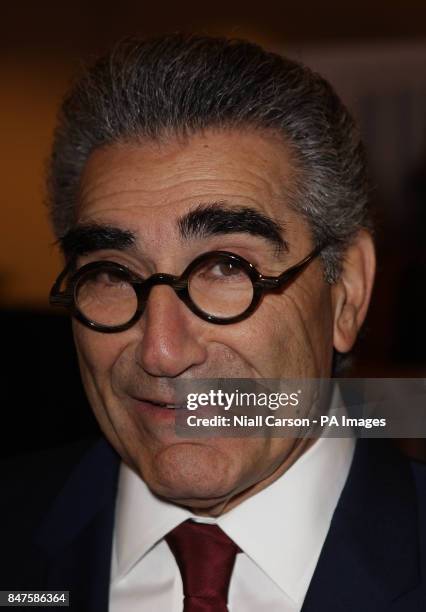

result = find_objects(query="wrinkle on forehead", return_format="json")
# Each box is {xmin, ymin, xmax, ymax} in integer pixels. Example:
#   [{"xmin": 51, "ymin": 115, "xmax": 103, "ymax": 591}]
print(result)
[
  {"xmin": 78, "ymin": 184, "xmax": 281, "ymax": 215},
  {"xmin": 78, "ymin": 129, "xmax": 294, "ymax": 211},
  {"xmin": 75, "ymin": 129, "xmax": 307, "ymax": 257}
]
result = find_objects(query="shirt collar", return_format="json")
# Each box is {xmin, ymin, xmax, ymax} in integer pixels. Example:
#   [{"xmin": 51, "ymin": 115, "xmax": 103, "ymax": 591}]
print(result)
[
  {"xmin": 216, "ymin": 434, "xmax": 355, "ymax": 604},
  {"xmin": 113, "ymin": 400, "xmax": 355, "ymax": 604},
  {"xmin": 113, "ymin": 464, "xmax": 193, "ymax": 579}
]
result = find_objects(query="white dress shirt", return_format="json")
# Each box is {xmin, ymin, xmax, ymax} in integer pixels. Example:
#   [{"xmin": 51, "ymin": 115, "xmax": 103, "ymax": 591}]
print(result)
[{"xmin": 109, "ymin": 431, "xmax": 355, "ymax": 611}]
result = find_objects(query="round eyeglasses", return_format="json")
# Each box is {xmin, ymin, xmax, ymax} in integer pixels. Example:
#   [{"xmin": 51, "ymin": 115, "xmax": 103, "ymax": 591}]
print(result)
[{"xmin": 49, "ymin": 245, "xmax": 328, "ymax": 332}]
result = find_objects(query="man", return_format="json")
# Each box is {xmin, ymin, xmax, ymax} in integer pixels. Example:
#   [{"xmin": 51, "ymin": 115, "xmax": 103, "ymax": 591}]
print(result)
[{"xmin": 2, "ymin": 34, "xmax": 426, "ymax": 611}]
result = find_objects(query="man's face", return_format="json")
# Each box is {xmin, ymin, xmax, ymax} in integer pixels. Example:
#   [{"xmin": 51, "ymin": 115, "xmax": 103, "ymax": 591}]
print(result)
[{"xmin": 71, "ymin": 129, "xmax": 338, "ymax": 514}]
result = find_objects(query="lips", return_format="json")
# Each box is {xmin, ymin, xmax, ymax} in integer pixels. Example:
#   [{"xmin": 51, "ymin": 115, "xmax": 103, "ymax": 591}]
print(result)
[
  {"xmin": 132, "ymin": 397, "xmax": 185, "ymax": 410},
  {"xmin": 149, "ymin": 401, "xmax": 184, "ymax": 410}
]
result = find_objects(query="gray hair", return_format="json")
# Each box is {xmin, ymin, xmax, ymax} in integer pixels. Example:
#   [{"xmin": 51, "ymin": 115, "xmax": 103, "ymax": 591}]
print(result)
[{"xmin": 48, "ymin": 34, "xmax": 373, "ymax": 282}]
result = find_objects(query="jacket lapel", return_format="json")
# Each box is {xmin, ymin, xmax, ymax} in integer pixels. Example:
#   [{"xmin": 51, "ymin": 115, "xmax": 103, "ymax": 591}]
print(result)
[
  {"xmin": 302, "ymin": 439, "xmax": 420, "ymax": 612},
  {"xmin": 31, "ymin": 437, "xmax": 422, "ymax": 611},
  {"xmin": 33, "ymin": 438, "xmax": 120, "ymax": 612}
]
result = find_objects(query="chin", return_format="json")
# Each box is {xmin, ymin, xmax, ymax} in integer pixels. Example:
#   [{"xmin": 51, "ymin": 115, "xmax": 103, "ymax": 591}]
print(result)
[{"xmin": 141, "ymin": 441, "xmax": 236, "ymax": 505}]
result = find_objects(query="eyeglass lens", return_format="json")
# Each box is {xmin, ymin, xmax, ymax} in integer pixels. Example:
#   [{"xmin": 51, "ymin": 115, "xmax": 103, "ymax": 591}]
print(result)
[
  {"xmin": 76, "ymin": 267, "xmax": 139, "ymax": 327},
  {"xmin": 188, "ymin": 254, "xmax": 254, "ymax": 318},
  {"xmin": 75, "ymin": 254, "xmax": 255, "ymax": 327}
]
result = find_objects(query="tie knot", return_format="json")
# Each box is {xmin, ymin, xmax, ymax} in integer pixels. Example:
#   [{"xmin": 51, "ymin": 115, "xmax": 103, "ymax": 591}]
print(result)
[{"xmin": 165, "ymin": 520, "xmax": 240, "ymax": 611}]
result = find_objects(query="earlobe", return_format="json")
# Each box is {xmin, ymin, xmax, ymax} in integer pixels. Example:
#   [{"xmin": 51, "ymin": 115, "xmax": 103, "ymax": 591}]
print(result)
[{"xmin": 332, "ymin": 230, "xmax": 376, "ymax": 354}]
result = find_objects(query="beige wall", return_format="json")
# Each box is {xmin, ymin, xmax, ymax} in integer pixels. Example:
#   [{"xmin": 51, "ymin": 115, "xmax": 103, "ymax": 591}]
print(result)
[
  {"xmin": 2, "ymin": 34, "xmax": 425, "ymax": 309},
  {"xmin": 1, "ymin": 58, "xmax": 74, "ymax": 307}
]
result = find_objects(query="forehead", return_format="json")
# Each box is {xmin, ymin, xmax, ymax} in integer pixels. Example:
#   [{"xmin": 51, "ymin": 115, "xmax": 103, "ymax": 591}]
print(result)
[{"xmin": 77, "ymin": 128, "xmax": 300, "ymax": 238}]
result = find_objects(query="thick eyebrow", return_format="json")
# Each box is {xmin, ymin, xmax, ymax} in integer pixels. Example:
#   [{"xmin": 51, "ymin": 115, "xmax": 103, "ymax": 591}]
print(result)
[
  {"xmin": 59, "ymin": 223, "xmax": 136, "ymax": 260},
  {"xmin": 178, "ymin": 202, "xmax": 287, "ymax": 254},
  {"xmin": 59, "ymin": 202, "xmax": 287, "ymax": 260}
]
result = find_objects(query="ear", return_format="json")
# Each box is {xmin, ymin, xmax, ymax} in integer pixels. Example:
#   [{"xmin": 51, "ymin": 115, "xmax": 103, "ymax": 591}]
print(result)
[{"xmin": 331, "ymin": 230, "xmax": 376, "ymax": 353}]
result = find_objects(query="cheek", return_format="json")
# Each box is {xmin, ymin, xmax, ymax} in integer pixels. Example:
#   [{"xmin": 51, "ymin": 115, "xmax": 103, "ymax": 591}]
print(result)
[
  {"xmin": 71, "ymin": 322, "xmax": 139, "ymax": 461},
  {"xmin": 207, "ymin": 301, "xmax": 289, "ymax": 377},
  {"xmin": 285, "ymin": 284, "xmax": 335, "ymax": 373},
  {"xmin": 220, "ymin": 282, "xmax": 334, "ymax": 377},
  {"xmin": 72, "ymin": 321, "xmax": 127, "ymax": 391}
]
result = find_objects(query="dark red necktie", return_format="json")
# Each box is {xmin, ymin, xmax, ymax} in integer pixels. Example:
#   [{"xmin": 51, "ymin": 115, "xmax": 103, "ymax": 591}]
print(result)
[{"xmin": 165, "ymin": 520, "xmax": 240, "ymax": 611}]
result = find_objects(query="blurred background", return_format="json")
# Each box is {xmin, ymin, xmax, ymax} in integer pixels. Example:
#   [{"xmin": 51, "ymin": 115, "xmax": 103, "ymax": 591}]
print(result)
[{"xmin": 1, "ymin": 1, "xmax": 425, "ymax": 457}]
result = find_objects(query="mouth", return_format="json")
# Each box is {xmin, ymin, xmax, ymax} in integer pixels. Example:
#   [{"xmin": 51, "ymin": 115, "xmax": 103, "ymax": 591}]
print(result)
[{"xmin": 131, "ymin": 397, "xmax": 186, "ymax": 411}]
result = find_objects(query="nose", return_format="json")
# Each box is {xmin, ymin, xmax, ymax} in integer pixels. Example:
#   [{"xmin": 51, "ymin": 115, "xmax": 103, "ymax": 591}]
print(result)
[{"xmin": 135, "ymin": 284, "xmax": 208, "ymax": 377}]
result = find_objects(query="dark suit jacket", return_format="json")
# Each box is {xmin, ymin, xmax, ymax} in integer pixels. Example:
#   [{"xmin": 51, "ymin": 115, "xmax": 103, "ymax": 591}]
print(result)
[{"xmin": 1, "ymin": 437, "xmax": 426, "ymax": 611}]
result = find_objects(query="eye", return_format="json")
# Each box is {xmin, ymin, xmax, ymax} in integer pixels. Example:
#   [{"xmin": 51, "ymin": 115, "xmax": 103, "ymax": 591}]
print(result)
[
  {"xmin": 95, "ymin": 270, "xmax": 129, "ymax": 287},
  {"xmin": 212, "ymin": 262, "xmax": 243, "ymax": 277},
  {"xmin": 76, "ymin": 266, "xmax": 135, "ymax": 298},
  {"xmin": 199, "ymin": 259, "xmax": 248, "ymax": 282}
]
